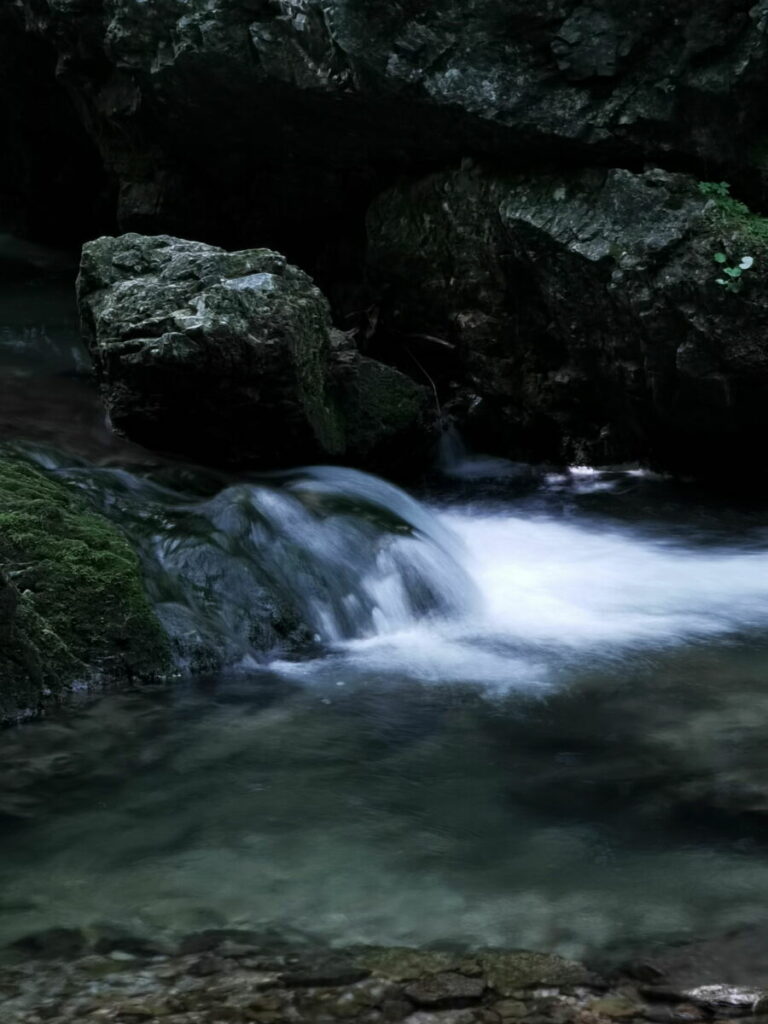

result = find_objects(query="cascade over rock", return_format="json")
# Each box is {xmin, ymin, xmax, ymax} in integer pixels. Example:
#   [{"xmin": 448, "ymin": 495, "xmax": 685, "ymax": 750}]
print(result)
[
  {"xmin": 367, "ymin": 166, "xmax": 768, "ymax": 476},
  {"xmin": 78, "ymin": 233, "xmax": 429, "ymax": 470}
]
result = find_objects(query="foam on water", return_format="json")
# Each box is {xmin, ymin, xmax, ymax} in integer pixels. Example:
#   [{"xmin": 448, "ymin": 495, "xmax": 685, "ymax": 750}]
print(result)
[
  {"xmin": 274, "ymin": 492, "xmax": 768, "ymax": 692},
  {"xmin": 449, "ymin": 511, "xmax": 768, "ymax": 647}
]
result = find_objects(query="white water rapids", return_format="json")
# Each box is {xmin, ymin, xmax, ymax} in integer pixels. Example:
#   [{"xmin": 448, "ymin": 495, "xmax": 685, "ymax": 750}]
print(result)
[{"xmin": 271, "ymin": 467, "xmax": 768, "ymax": 694}]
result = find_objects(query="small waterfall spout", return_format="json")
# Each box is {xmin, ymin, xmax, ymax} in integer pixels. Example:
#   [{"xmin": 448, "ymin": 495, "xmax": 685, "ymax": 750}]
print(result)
[{"xmin": 437, "ymin": 423, "xmax": 531, "ymax": 480}]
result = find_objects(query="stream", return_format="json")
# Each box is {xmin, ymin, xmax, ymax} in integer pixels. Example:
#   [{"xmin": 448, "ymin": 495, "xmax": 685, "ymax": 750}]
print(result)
[{"xmin": 4, "ymin": 252, "xmax": 768, "ymax": 968}]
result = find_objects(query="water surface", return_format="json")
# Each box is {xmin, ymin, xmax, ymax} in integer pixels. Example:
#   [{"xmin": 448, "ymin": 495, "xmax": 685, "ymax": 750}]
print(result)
[{"xmin": 4, "ymin": 466, "xmax": 768, "ymax": 964}]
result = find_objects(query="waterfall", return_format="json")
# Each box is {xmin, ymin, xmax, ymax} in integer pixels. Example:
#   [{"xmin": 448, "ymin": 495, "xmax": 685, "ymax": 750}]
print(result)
[
  {"xmin": 437, "ymin": 423, "xmax": 532, "ymax": 480},
  {"xmin": 43, "ymin": 455, "xmax": 479, "ymax": 671}
]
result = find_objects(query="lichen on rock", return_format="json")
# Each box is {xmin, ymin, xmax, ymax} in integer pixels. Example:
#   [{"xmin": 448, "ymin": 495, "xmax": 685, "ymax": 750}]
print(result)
[
  {"xmin": 77, "ymin": 233, "xmax": 428, "ymax": 472},
  {"xmin": 78, "ymin": 234, "xmax": 346, "ymax": 467}
]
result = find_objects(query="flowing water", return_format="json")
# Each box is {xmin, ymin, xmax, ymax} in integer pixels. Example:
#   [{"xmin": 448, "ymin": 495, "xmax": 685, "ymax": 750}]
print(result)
[{"xmin": 4, "ymin": 257, "xmax": 768, "ymax": 967}]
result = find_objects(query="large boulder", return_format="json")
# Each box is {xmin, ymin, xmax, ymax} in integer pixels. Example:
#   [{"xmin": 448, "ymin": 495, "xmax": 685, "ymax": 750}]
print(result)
[
  {"xmin": 7, "ymin": 1, "xmax": 768, "ymax": 258},
  {"xmin": 0, "ymin": 452, "xmax": 169, "ymax": 723},
  {"xmin": 77, "ymin": 233, "xmax": 428, "ymax": 470},
  {"xmin": 367, "ymin": 166, "xmax": 768, "ymax": 477}
]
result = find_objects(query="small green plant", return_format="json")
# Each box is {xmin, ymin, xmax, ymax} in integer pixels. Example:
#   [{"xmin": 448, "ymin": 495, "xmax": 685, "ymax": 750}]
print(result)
[
  {"xmin": 698, "ymin": 181, "xmax": 766, "ymax": 291},
  {"xmin": 698, "ymin": 180, "xmax": 768, "ymax": 250},
  {"xmin": 699, "ymin": 181, "xmax": 731, "ymax": 200},
  {"xmin": 712, "ymin": 252, "xmax": 755, "ymax": 293}
]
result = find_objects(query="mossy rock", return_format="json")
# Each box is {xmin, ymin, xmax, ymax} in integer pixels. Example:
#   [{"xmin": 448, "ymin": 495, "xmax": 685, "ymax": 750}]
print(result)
[
  {"xmin": 330, "ymin": 348, "xmax": 431, "ymax": 472},
  {"xmin": 474, "ymin": 951, "xmax": 592, "ymax": 995},
  {"xmin": 357, "ymin": 947, "xmax": 461, "ymax": 981},
  {"xmin": 0, "ymin": 454, "xmax": 170, "ymax": 722}
]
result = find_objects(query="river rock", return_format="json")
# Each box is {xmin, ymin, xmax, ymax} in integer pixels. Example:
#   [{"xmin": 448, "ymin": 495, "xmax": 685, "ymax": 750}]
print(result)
[
  {"xmin": 0, "ymin": 450, "xmax": 169, "ymax": 723},
  {"xmin": 0, "ymin": 939, "xmax": 675, "ymax": 1024},
  {"xmin": 5, "ymin": 1, "xmax": 768, "ymax": 253},
  {"xmin": 476, "ymin": 951, "xmax": 592, "ymax": 995},
  {"xmin": 77, "ymin": 234, "xmax": 343, "ymax": 466},
  {"xmin": 404, "ymin": 971, "xmax": 486, "ymax": 1008},
  {"xmin": 367, "ymin": 165, "xmax": 768, "ymax": 479},
  {"xmin": 77, "ymin": 233, "xmax": 428, "ymax": 470},
  {"xmin": 360, "ymin": 949, "xmax": 464, "ymax": 982},
  {"xmin": 668, "ymin": 984, "xmax": 768, "ymax": 1017}
]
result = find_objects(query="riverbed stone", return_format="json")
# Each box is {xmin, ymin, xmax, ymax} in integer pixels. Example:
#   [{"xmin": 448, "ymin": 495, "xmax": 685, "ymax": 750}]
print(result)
[
  {"xmin": 404, "ymin": 1012, "xmax": 478, "ymax": 1024},
  {"xmin": 281, "ymin": 957, "xmax": 370, "ymax": 988},
  {"xmin": 359, "ymin": 950, "xmax": 463, "ymax": 982},
  {"xmin": 492, "ymin": 999, "xmax": 528, "ymax": 1019},
  {"xmin": 685, "ymin": 985, "xmax": 766, "ymax": 1015},
  {"xmin": 587, "ymin": 994, "xmax": 645, "ymax": 1018},
  {"xmin": 476, "ymin": 953, "xmax": 592, "ymax": 997},
  {"xmin": 404, "ymin": 971, "xmax": 486, "ymax": 1008},
  {"xmin": 2, "ymin": 939, "xmax": 763, "ymax": 1024}
]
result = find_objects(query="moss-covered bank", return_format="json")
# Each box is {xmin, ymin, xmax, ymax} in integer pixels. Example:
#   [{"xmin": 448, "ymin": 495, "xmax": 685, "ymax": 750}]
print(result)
[{"xmin": 0, "ymin": 454, "xmax": 170, "ymax": 723}]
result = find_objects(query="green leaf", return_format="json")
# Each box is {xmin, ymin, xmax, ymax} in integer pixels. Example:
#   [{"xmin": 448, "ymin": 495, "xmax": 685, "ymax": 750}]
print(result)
[
  {"xmin": 713, "ymin": 252, "xmax": 728, "ymax": 264},
  {"xmin": 724, "ymin": 266, "xmax": 742, "ymax": 278}
]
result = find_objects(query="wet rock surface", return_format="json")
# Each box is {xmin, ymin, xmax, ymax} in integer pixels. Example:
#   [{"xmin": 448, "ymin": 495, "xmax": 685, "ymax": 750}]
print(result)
[
  {"xmin": 77, "ymin": 234, "xmax": 345, "ymax": 468},
  {"xmin": 367, "ymin": 166, "xmax": 768, "ymax": 478},
  {"xmin": 78, "ymin": 233, "xmax": 428, "ymax": 470},
  {"xmin": 6, "ymin": 0, "xmax": 768, "ymax": 255},
  {"xmin": 0, "ymin": 452, "xmax": 169, "ymax": 723},
  {"xmin": 2, "ymin": 936, "xmax": 766, "ymax": 1024},
  {"xmin": 5, "ymin": 1, "xmax": 768, "ymax": 483}
]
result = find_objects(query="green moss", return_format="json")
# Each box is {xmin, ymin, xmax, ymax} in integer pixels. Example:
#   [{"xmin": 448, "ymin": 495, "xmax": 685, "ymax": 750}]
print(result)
[
  {"xmin": 358, "ymin": 948, "xmax": 459, "ymax": 981},
  {"xmin": 0, "ymin": 455, "xmax": 170, "ymax": 721},
  {"xmin": 698, "ymin": 180, "xmax": 768, "ymax": 251},
  {"xmin": 356, "ymin": 948, "xmax": 590, "ymax": 992},
  {"xmin": 335, "ymin": 355, "xmax": 427, "ymax": 456}
]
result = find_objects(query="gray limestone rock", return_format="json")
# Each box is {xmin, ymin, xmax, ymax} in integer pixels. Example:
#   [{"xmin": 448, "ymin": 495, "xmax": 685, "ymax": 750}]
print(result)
[{"xmin": 78, "ymin": 233, "xmax": 428, "ymax": 469}]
